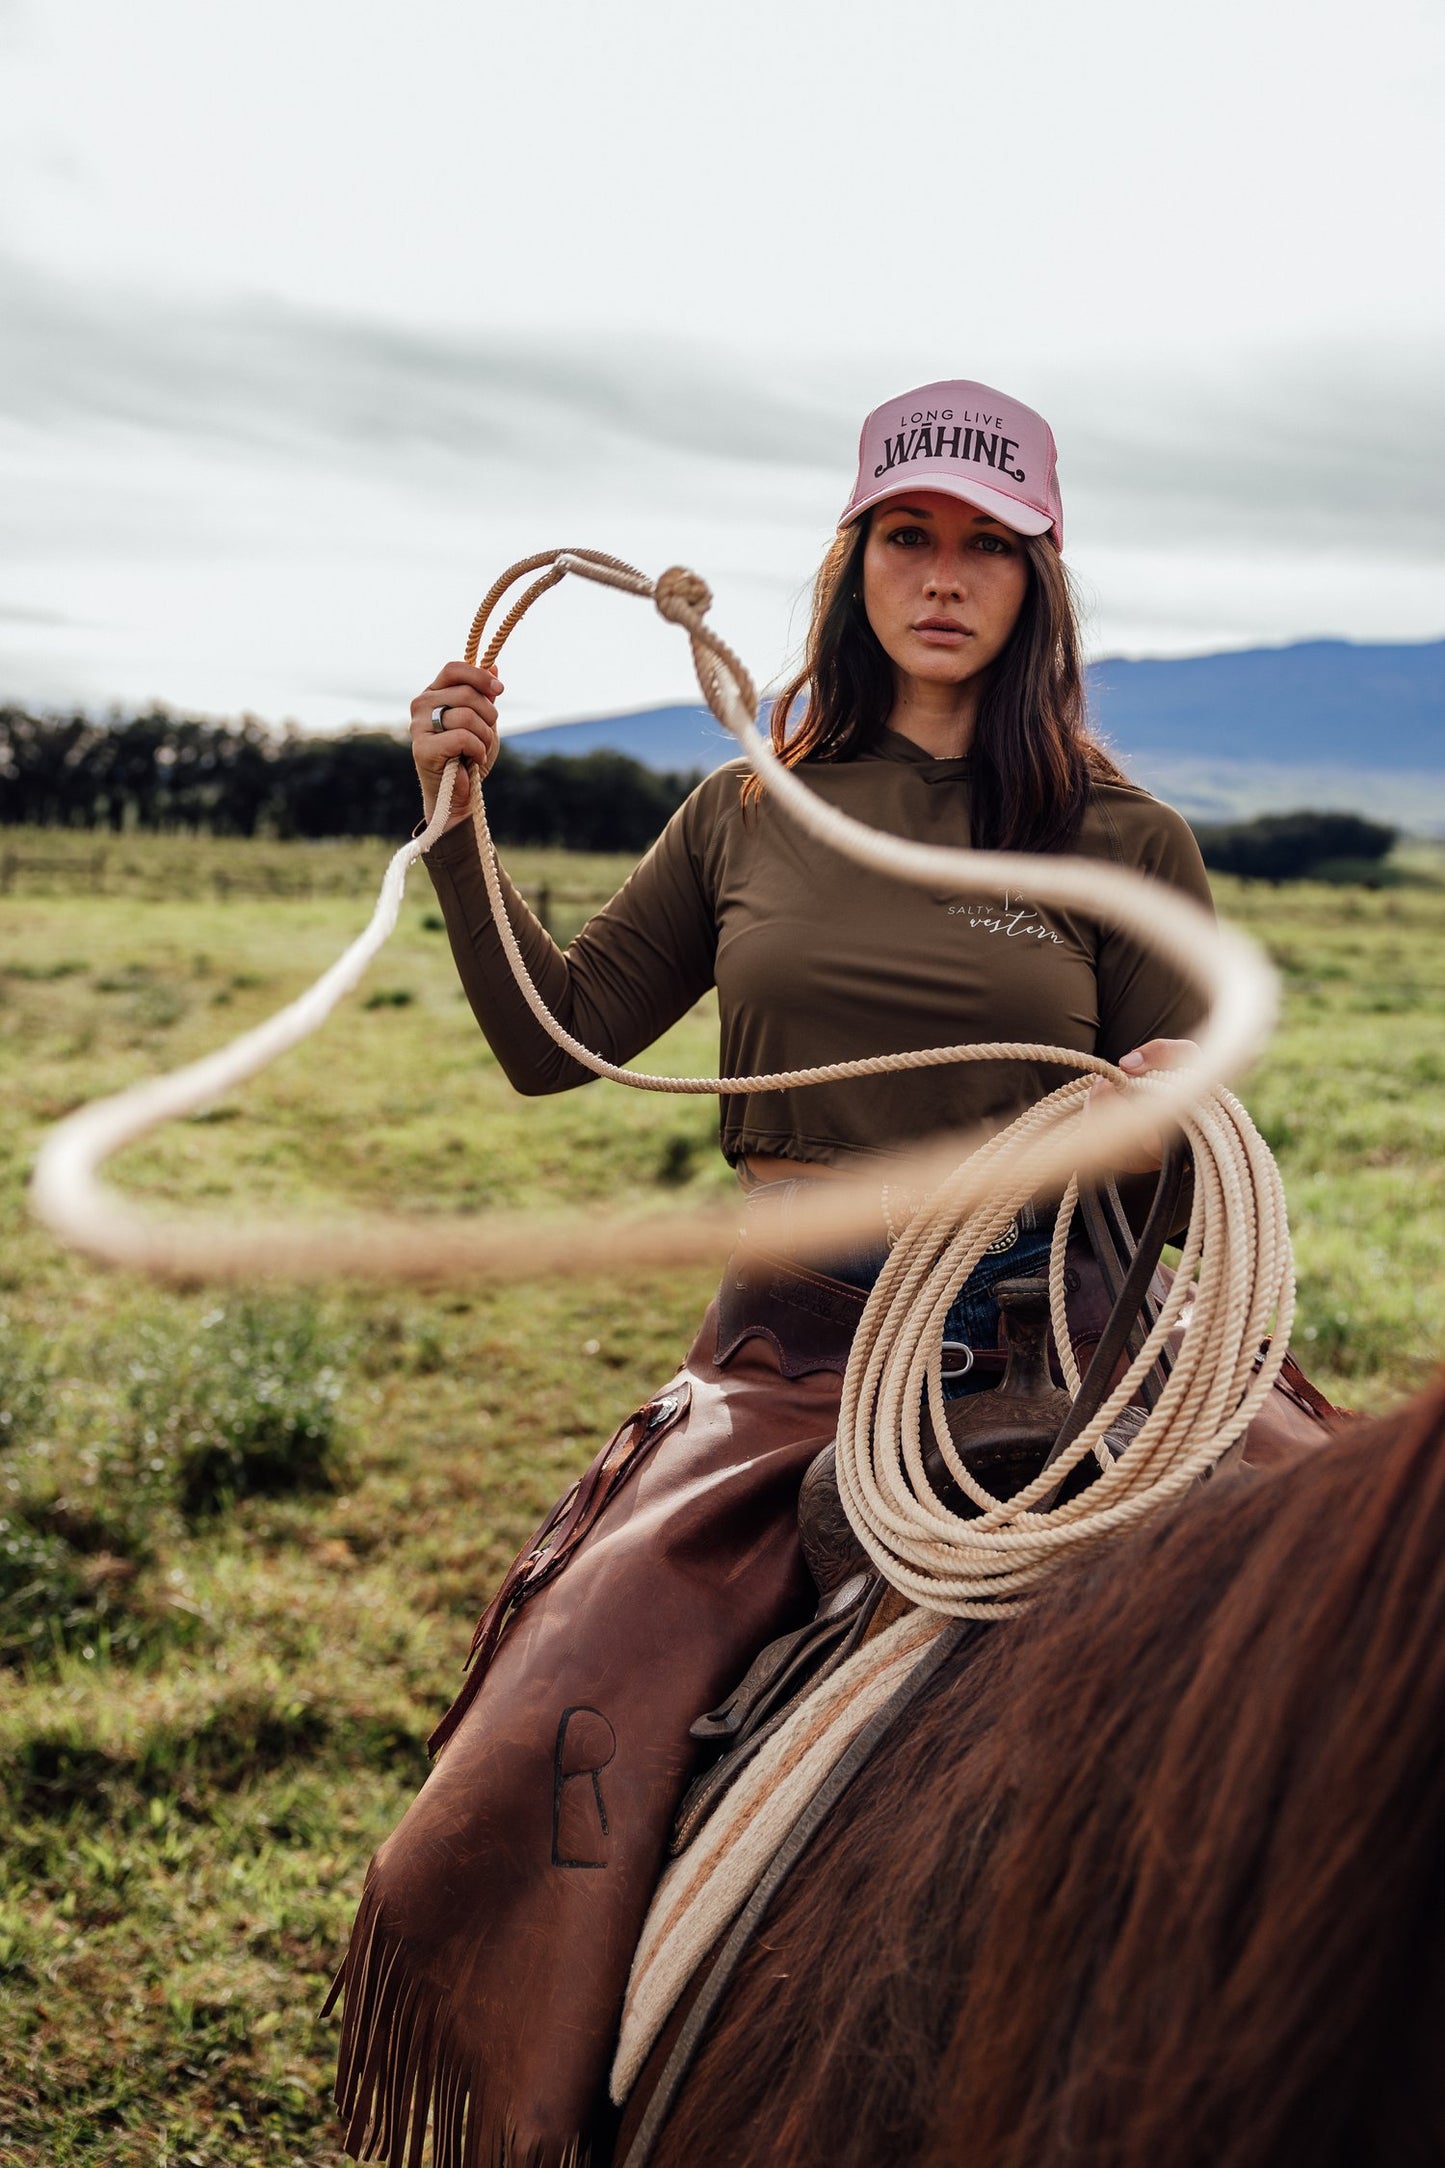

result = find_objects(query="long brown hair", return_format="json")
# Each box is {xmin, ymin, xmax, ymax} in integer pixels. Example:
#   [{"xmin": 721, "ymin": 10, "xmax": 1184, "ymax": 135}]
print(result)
[
  {"xmin": 649, "ymin": 1378, "xmax": 1445, "ymax": 2168},
  {"xmin": 747, "ymin": 517, "xmax": 1127, "ymax": 854}
]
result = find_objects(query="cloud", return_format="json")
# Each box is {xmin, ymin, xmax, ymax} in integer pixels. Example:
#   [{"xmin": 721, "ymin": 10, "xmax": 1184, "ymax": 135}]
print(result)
[
  {"xmin": 0, "ymin": 252, "xmax": 851, "ymax": 480},
  {"xmin": 1, "ymin": 253, "xmax": 1441, "ymax": 727},
  {"xmin": 0, "ymin": 599, "xmax": 72, "ymax": 625},
  {"xmin": 4, "ymin": 251, "xmax": 1442, "ymax": 569},
  {"xmin": 1051, "ymin": 349, "xmax": 1445, "ymax": 558}
]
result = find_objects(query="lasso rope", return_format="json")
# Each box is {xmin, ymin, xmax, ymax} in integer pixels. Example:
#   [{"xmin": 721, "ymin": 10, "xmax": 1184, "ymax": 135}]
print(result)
[
  {"xmin": 612, "ymin": 1605, "xmax": 949, "ymax": 2105},
  {"xmin": 28, "ymin": 547, "xmax": 1275, "ymax": 1287},
  {"xmin": 24, "ymin": 546, "xmax": 1293, "ymax": 1630}
]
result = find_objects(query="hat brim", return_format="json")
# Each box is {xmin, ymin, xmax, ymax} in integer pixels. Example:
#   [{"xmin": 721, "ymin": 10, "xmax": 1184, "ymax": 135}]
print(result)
[{"xmin": 839, "ymin": 473, "xmax": 1055, "ymax": 540}]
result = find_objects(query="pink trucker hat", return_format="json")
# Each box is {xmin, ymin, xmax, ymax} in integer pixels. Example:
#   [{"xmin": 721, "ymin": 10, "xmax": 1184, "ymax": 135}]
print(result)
[{"xmin": 839, "ymin": 378, "xmax": 1063, "ymax": 548}]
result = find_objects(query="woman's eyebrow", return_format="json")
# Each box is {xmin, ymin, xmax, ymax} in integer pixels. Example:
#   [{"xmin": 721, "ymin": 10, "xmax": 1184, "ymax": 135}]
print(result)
[{"xmin": 884, "ymin": 504, "xmax": 1006, "ymax": 527}]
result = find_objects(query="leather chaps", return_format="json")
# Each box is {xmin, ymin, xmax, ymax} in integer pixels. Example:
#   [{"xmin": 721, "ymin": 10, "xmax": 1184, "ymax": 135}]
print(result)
[{"xmin": 325, "ymin": 1259, "xmax": 865, "ymax": 2168}]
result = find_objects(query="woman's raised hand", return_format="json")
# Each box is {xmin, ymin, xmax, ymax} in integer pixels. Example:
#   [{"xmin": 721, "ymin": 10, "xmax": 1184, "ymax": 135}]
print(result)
[{"xmin": 410, "ymin": 663, "xmax": 504, "ymax": 829}]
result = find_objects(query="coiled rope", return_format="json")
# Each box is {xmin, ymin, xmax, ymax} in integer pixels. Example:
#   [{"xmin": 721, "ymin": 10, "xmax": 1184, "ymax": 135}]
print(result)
[{"xmin": 835, "ymin": 1079, "xmax": 1292, "ymax": 1617}]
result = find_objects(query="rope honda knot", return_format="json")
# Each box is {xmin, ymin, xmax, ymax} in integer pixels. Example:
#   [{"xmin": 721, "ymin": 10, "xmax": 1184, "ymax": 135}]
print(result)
[{"xmin": 653, "ymin": 565, "xmax": 713, "ymax": 625}]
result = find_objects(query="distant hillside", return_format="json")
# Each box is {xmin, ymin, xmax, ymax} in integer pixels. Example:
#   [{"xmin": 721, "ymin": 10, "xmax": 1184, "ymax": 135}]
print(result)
[
  {"xmin": 1087, "ymin": 640, "xmax": 1444, "ymax": 770},
  {"xmin": 505, "ymin": 703, "xmax": 736, "ymax": 773},
  {"xmin": 501, "ymin": 637, "xmax": 1445, "ymax": 831}
]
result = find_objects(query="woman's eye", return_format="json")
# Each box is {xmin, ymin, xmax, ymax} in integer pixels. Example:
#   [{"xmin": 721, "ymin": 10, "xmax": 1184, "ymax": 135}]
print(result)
[
  {"xmin": 975, "ymin": 533, "xmax": 1011, "ymax": 554},
  {"xmin": 885, "ymin": 525, "xmax": 927, "ymax": 546}
]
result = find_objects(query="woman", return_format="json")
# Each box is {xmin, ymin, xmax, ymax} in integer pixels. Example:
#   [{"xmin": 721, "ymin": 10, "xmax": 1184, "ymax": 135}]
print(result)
[{"xmin": 328, "ymin": 379, "xmax": 1211, "ymax": 2168}]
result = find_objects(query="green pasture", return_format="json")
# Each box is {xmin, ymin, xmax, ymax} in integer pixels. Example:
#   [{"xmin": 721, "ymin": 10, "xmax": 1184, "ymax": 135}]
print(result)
[{"xmin": 1, "ymin": 825, "xmax": 1442, "ymax": 2164}]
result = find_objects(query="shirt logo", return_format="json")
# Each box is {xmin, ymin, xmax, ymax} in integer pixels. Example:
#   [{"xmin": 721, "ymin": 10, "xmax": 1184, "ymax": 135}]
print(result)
[{"xmin": 946, "ymin": 892, "xmax": 1063, "ymax": 945}]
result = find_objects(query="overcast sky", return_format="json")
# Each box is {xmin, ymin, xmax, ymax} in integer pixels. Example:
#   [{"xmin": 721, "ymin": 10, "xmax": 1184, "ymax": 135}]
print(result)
[{"xmin": 1, "ymin": 0, "xmax": 1442, "ymax": 733}]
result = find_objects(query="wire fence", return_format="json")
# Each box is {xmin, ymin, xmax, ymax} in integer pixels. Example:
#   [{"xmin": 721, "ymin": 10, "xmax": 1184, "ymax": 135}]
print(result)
[{"xmin": 0, "ymin": 830, "xmax": 629, "ymax": 933}]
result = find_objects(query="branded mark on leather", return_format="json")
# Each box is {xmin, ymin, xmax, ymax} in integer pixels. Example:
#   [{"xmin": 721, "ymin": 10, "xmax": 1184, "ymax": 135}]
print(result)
[
  {"xmin": 552, "ymin": 1704, "xmax": 617, "ymax": 1869},
  {"xmin": 946, "ymin": 891, "xmax": 1063, "ymax": 945}
]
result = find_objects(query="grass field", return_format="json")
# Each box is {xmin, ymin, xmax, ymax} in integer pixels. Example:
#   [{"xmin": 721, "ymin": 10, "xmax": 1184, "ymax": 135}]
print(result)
[{"xmin": 1, "ymin": 824, "xmax": 1442, "ymax": 2165}]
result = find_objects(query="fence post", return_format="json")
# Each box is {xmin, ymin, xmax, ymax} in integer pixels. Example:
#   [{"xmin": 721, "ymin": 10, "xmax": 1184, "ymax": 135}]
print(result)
[{"xmin": 535, "ymin": 882, "xmax": 552, "ymax": 937}]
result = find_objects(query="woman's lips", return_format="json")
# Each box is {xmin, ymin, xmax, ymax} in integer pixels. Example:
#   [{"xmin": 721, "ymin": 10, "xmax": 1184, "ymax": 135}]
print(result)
[{"xmin": 911, "ymin": 619, "xmax": 970, "ymax": 643}]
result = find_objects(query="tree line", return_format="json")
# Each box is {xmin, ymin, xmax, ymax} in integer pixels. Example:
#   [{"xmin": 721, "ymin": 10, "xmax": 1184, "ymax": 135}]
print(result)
[
  {"xmin": 0, "ymin": 708, "xmax": 700, "ymax": 855},
  {"xmin": 0, "ymin": 708, "xmax": 1399, "ymax": 876}
]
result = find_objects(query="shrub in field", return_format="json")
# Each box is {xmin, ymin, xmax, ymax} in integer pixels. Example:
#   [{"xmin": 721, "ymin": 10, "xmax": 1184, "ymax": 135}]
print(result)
[
  {"xmin": 0, "ymin": 1311, "xmax": 48, "ymax": 1452},
  {"xmin": 0, "ymin": 1321, "xmax": 96, "ymax": 1666},
  {"xmin": 0, "ymin": 1316, "xmax": 176, "ymax": 1665},
  {"xmin": 1192, "ymin": 810, "xmax": 1397, "ymax": 882},
  {"xmin": 0, "ymin": 1513, "xmax": 90, "ymax": 1665},
  {"xmin": 33, "ymin": 1433, "xmax": 176, "ymax": 1562},
  {"xmin": 1308, "ymin": 855, "xmax": 1404, "ymax": 890},
  {"xmin": 126, "ymin": 1302, "xmax": 346, "ymax": 1521},
  {"xmin": 0, "ymin": 1498, "xmax": 158, "ymax": 1667}
]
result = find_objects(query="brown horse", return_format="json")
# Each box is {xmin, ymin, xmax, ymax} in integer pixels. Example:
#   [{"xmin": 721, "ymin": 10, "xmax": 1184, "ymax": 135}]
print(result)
[{"xmin": 618, "ymin": 1376, "xmax": 1445, "ymax": 2168}]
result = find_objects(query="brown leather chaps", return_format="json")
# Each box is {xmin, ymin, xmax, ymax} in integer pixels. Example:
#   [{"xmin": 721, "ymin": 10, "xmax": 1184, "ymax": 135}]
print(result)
[{"xmin": 326, "ymin": 1263, "xmax": 862, "ymax": 2168}]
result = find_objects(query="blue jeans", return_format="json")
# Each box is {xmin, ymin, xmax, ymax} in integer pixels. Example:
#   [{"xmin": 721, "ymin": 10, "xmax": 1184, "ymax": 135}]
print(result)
[{"xmin": 742, "ymin": 1181, "xmax": 1055, "ymax": 1398}]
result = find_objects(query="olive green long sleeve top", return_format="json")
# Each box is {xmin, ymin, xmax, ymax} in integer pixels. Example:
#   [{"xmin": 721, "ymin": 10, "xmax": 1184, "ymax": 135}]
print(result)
[{"xmin": 425, "ymin": 732, "xmax": 1214, "ymax": 1170}]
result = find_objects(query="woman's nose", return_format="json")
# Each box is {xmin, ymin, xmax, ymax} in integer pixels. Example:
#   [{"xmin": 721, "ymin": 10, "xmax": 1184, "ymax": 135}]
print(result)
[{"xmin": 924, "ymin": 559, "xmax": 963, "ymax": 597}]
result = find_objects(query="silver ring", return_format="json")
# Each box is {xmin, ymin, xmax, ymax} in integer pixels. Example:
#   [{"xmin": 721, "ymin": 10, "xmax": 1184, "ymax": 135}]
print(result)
[
  {"xmin": 940, "ymin": 1340, "xmax": 975, "ymax": 1380},
  {"xmin": 430, "ymin": 703, "xmax": 448, "ymax": 732}
]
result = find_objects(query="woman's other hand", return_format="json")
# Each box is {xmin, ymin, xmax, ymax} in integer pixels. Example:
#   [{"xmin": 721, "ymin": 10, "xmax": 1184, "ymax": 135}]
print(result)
[
  {"xmin": 1086, "ymin": 1037, "xmax": 1200, "ymax": 1174},
  {"xmin": 410, "ymin": 664, "xmax": 504, "ymax": 829}
]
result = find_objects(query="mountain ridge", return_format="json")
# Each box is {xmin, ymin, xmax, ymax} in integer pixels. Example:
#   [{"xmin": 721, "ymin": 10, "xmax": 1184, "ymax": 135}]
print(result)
[
  {"xmin": 504, "ymin": 636, "xmax": 1444, "ymax": 772},
  {"xmin": 500, "ymin": 636, "xmax": 1445, "ymax": 829}
]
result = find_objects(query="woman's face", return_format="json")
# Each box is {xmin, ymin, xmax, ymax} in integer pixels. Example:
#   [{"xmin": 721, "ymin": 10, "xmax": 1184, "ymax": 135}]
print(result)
[{"xmin": 860, "ymin": 490, "xmax": 1031, "ymax": 697}]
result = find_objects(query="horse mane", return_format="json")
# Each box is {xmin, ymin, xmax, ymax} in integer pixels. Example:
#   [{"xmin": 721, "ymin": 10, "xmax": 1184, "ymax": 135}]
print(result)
[{"xmin": 648, "ymin": 1376, "xmax": 1445, "ymax": 2168}]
